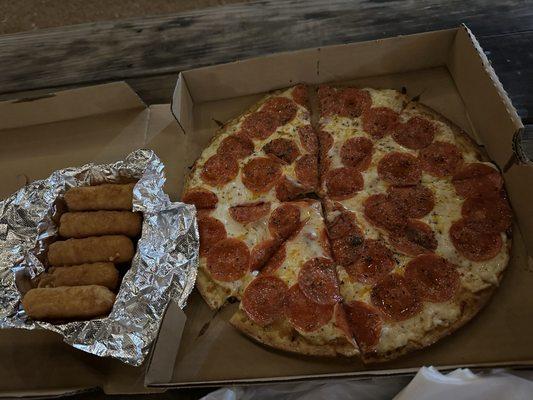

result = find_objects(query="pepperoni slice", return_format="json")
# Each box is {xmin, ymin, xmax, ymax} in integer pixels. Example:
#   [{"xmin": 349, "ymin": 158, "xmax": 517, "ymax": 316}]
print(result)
[
  {"xmin": 241, "ymin": 111, "xmax": 278, "ymax": 140},
  {"xmin": 206, "ymin": 238, "xmax": 250, "ymax": 281},
  {"xmin": 200, "ymin": 154, "xmax": 239, "ymax": 186},
  {"xmin": 363, "ymin": 194, "xmax": 406, "ymax": 232},
  {"xmin": 450, "ymin": 219, "xmax": 502, "ymax": 261},
  {"xmin": 318, "ymin": 129, "xmax": 334, "ymax": 177},
  {"xmin": 339, "ymin": 88, "xmax": 372, "ymax": 118},
  {"xmin": 269, "ymin": 204, "xmax": 301, "ymax": 240},
  {"xmin": 405, "ymin": 254, "xmax": 460, "ymax": 302},
  {"xmin": 452, "ymin": 163, "xmax": 503, "ymax": 198},
  {"xmin": 318, "ymin": 85, "xmax": 341, "ymax": 117},
  {"xmin": 242, "ymin": 276, "xmax": 288, "ymax": 326},
  {"xmin": 318, "ymin": 85, "xmax": 371, "ymax": 118},
  {"xmin": 298, "ymin": 125, "xmax": 318, "ymax": 154},
  {"xmin": 462, "ymin": 194, "xmax": 512, "ymax": 233},
  {"xmin": 325, "ymin": 167, "xmax": 364, "ymax": 200},
  {"xmin": 389, "ymin": 220, "xmax": 437, "ymax": 256},
  {"xmin": 361, "ymin": 107, "xmax": 399, "ymax": 139},
  {"xmin": 262, "ymin": 97, "xmax": 297, "ymax": 125},
  {"xmin": 327, "ymin": 208, "xmax": 359, "ymax": 240},
  {"xmin": 298, "ymin": 258, "xmax": 340, "ymax": 305},
  {"xmin": 229, "ymin": 202, "xmax": 271, "ymax": 224},
  {"xmin": 295, "ymin": 154, "xmax": 318, "ymax": 189},
  {"xmin": 327, "ymin": 208, "xmax": 365, "ymax": 265},
  {"xmin": 371, "ymin": 274, "xmax": 421, "ymax": 321},
  {"xmin": 331, "ymin": 232, "xmax": 365, "ymax": 267},
  {"xmin": 340, "ymin": 137, "xmax": 373, "ymax": 171},
  {"xmin": 197, "ymin": 213, "xmax": 227, "ymax": 256},
  {"xmin": 319, "ymin": 227, "xmax": 332, "ymax": 256},
  {"xmin": 377, "ymin": 152, "xmax": 421, "ymax": 186},
  {"xmin": 387, "ymin": 185, "xmax": 435, "ymax": 219},
  {"xmin": 275, "ymin": 177, "xmax": 307, "ymax": 201},
  {"xmin": 286, "ymin": 284, "xmax": 333, "ymax": 332},
  {"xmin": 393, "ymin": 116, "xmax": 435, "ymax": 150},
  {"xmin": 262, "ymin": 244, "xmax": 287, "ymax": 274},
  {"xmin": 182, "ymin": 188, "xmax": 218, "ymax": 209},
  {"xmin": 292, "ymin": 84, "xmax": 309, "ymax": 108},
  {"xmin": 419, "ymin": 141, "xmax": 464, "ymax": 177},
  {"xmin": 218, "ymin": 134, "xmax": 255, "ymax": 160},
  {"xmin": 242, "ymin": 157, "xmax": 282, "ymax": 193},
  {"xmin": 343, "ymin": 301, "xmax": 382, "ymax": 349},
  {"xmin": 263, "ymin": 138, "xmax": 300, "ymax": 164},
  {"xmin": 345, "ymin": 240, "xmax": 395, "ymax": 284},
  {"xmin": 250, "ymin": 239, "xmax": 280, "ymax": 271}
]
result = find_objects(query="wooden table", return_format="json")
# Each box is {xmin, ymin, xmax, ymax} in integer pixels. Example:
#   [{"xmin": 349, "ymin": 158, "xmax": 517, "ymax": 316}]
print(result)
[{"xmin": 1, "ymin": 0, "xmax": 532, "ymax": 398}]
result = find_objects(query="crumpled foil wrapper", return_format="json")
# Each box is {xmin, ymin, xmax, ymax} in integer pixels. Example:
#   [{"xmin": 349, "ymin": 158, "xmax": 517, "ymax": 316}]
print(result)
[{"xmin": 0, "ymin": 149, "xmax": 198, "ymax": 366}]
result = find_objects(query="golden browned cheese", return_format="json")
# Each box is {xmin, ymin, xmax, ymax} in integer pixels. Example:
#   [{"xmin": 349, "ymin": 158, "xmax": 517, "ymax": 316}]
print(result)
[
  {"xmin": 47, "ymin": 235, "xmax": 134, "ymax": 266},
  {"xmin": 64, "ymin": 183, "xmax": 136, "ymax": 211},
  {"xmin": 22, "ymin": 285, "xmax": 115, "ymax": 320},
  {"xmin": 59, "ymin": 211, "xmax": 142, "ymax": 238},
  {"xmin": 38, "ymin": 262, "xmax": 119, "ymax": 290}
]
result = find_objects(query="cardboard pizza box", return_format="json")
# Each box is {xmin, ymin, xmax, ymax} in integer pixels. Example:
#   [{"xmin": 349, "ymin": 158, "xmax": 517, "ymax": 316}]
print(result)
[
  {"xmin": 0, "ymin": 82, "xmax": 187, "ymax": 397},
  {"xmin": 144, "ymin": 25, "xmax": 532, "ymax": 388}
]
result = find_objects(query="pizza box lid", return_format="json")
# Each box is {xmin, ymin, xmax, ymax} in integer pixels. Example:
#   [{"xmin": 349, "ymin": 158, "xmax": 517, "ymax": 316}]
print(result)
[
  {"xmin": 144, "ymin": 25, "xmax": 533, "ymax": 388},
  {"xmin": 0, "ymin": 81, "xmax": 187, "ymax": 397}
]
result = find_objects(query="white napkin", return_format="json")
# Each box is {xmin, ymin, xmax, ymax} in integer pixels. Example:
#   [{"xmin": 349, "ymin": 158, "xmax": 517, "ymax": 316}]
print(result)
[
  {"xmin": 200, "ymin": 367, "xmax": 533, "ymax": 400},
  {"xmin": 394, "ymin": 366, "xmax": 533, "ymax": 400}
]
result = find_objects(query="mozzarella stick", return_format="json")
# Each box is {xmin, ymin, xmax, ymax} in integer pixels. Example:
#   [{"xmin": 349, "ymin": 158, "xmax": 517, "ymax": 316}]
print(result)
[
  {"xmin": 22, "ymin": 285, "xmax": 115, "ymax": 320},
  {"xmin": 64, "ymin": 183, "xmax": 136, "ymax": 211},
  {"xmin": 59, "ymin": 211, "xmax": 142, "ymax": 238},
  {"xmin": 38, "ymin": 262, "xmax": 119, "ymax": 290},
  {"xmin": 48, "ymin": 235, "xmax": 134, "ymax": 266}
]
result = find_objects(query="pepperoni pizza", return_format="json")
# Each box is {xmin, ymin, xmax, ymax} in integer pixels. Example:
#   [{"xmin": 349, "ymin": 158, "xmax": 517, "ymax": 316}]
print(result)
[{"xmin": 182, "ymin": 84, "xmax": 512, "ymax": 362}]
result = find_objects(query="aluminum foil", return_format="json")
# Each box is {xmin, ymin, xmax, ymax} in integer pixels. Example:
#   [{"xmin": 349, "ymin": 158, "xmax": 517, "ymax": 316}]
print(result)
[{"xmin": 0, "ymin": 149, "xmax": 199, "ymax": 366}]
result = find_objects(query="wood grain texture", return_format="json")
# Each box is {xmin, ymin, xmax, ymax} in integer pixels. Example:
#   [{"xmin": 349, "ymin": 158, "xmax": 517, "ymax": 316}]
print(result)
[{"xmin": 0, "ymin": 1, "xmax": 531, "ymax": 89}]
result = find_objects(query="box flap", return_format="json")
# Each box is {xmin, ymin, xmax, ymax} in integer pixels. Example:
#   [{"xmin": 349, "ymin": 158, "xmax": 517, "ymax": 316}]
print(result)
[
  {"xmin": 0, "ymin": 82, "xmax": 146, "ymax": 130},
  {"xmin": 177, "ymin": 28, "xmax": 457, "ymax": 103},
  {"xmin": 0, "ymin": 85, "xmax": 185, "ymax": 396},
  {"xmin": 145, "ymin": 303, "xmax": 187, "ymax": 386},
  {"xmin": 0, "ymin": 85, "xmax": 152, "ymax": 199},
  {"xmin": 447, "ymin": 26, "xmax": 524, "ymax": 166}
]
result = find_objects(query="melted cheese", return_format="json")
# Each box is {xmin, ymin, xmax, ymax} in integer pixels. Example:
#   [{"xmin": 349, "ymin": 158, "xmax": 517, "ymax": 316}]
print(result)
[{"xmin": 376, "ymin": 301, "xmax": 461, "ymax": 353}]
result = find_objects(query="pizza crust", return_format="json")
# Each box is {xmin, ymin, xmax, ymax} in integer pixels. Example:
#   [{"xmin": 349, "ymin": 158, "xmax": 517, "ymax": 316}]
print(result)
[
  {"xmin": 230, "ymin": 309, "xmax": 359, "ymax": 357},
  {"xmin": 362, "ymin": 287, "xmax": 495, "ymax": 363}
]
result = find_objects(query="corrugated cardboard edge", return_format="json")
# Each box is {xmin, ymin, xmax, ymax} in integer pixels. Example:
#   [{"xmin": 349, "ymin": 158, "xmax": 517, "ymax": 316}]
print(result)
[
  {"xmin": 458, "ymin": 24, "xmax": 526, "ymax": 168},
  {"xmin": 147, "ymin": 361, "xmax": 533, "ymax": 389},
  {"xmin": 0, "ymin": 82, "xmax": 147, "ymax": 130}
]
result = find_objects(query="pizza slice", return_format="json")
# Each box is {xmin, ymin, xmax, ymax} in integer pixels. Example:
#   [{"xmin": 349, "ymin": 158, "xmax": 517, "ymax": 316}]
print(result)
[
  {"xmin": 230, "ymin": 200, "xmax": 358, "ymax": 356},
  {"xmin": 321, "ymin": 198, "xmax": 492, "ymax": 362},
  {"xmin": 194, "ymin": 199, "xmax": 312, "ymax": 309},
  {"xmin": 183, "ymin": 84, "xmax": 319, "ymax": 211}
]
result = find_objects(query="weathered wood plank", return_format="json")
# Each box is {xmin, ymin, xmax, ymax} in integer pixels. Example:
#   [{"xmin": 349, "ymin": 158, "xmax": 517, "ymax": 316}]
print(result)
[
  {"xmin": 478, "ymin": 31, "xmax": 533, "ymax": 124},
  {"xmin": 0, "ymin": 0, "xmax": 531, "ymax": 96}
]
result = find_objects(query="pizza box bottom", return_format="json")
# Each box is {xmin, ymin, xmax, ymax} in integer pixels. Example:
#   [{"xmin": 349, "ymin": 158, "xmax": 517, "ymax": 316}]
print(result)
[{"xmin": 145, "ymin": 26, "xmax": 533, "ymax": 387}]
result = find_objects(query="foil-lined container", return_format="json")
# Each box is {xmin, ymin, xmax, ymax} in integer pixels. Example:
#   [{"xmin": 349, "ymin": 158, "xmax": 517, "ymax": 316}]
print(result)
[{"xmin": 0, "ymin": 149, "xmax": 199, "ymax": 366}]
